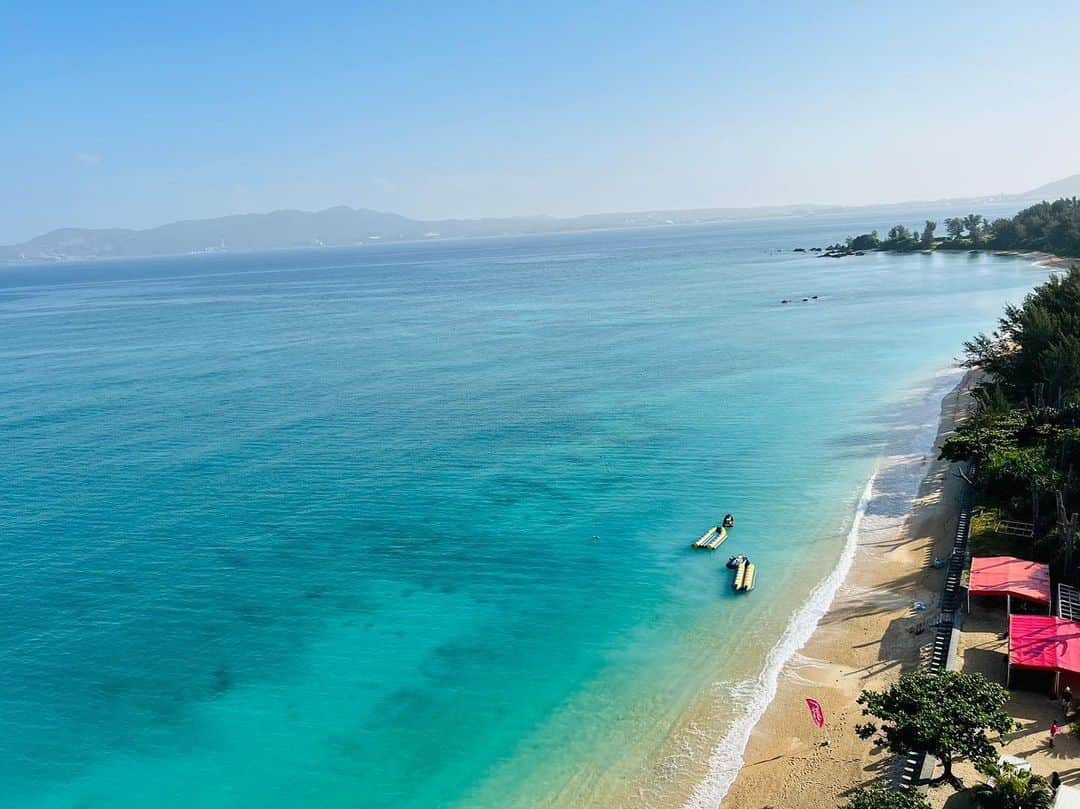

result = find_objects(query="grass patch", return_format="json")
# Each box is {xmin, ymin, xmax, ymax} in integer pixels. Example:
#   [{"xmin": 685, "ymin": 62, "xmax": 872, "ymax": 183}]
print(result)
[{"xmin": 970, "ymin": 508, "xmax": 1023, "ymax": 557}]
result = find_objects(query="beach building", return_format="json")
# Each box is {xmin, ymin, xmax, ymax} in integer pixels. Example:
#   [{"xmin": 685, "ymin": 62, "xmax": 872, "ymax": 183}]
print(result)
[
  {"xmin": 967, "ymin": 556, "xmax": 1052, "ymax": 615},
  {"xmin": 1008, "ymin": 615, "xmax": 1080, "ymax": 697}
]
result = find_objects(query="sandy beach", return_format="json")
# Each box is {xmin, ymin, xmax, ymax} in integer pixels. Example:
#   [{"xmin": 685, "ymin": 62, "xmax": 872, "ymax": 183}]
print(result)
[
  {"xmin": 996, "ymin": 250, "xmax": 1076, "ymax": 271},
  {"xmin": 721, "ymin": 372, "xmax": 979, "ymax": 808}
]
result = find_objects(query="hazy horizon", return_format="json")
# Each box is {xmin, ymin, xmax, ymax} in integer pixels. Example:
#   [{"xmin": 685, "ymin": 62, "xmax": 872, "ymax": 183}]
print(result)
[
  {"xmin": 4, "ymin": 189, "xmax": 1057, "ymax": 243},
  {"xmin": 5, "ymin": 1, "xmax": 1080, "ymax": 244}
]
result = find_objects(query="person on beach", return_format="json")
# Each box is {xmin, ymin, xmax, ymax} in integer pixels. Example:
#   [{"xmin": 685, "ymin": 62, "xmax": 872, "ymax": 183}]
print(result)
[
  {"xmin": 1062, "ymin": 685, "xmax": 1073, "ymax": 717},
  {"xmin": 1051, "ymin": 721, "xmax": 1062, "ymax": 747}
]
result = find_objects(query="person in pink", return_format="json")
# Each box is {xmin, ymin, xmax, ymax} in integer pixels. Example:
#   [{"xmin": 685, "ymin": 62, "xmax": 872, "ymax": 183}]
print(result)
[{"xmin": 1051, "ymin": 721, "xmax": 1062, "ymax": 747}]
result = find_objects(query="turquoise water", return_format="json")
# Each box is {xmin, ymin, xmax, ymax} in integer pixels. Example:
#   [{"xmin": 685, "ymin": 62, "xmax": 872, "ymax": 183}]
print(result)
[{"xmin": 0, "ymin": 210, "xmax": 1044, "ymax": 808}]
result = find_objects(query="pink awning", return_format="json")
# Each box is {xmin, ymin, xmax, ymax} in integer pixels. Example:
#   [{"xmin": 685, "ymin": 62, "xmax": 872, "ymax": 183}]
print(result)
[
  {"xmin": 969, "ymin": 556, "xmax": 1051, "ymax": 606},
  {"xmin": 1010, "ymin": 615, "xmax": 1080, "ymax": 674}
]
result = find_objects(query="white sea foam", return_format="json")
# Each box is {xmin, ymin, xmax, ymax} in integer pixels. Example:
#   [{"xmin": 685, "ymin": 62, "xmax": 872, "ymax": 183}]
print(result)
[
  {"xmin": 681, "ymin": 472, "xmax": 874, "ymax": 809},
  {"xmin": 682, "ymin": 368, "xmax": 962, "ymax": 809}
]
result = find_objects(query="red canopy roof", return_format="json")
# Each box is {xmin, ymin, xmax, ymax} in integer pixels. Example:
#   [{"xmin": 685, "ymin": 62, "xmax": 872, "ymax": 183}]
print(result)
[
  {"xmin": 1010, "ymin": 615, "xmax": 1080, "ymax": 674},
  {"xmin": 969, "ymin": 556, "xmax": 1051, "ymax": 606}
]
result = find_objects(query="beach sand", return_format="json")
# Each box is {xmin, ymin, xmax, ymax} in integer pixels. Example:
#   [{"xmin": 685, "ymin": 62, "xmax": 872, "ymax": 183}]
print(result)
[
  {"xmin": 996, "ymin": 250, "xmax": 1076, "ymax": 271},
  {"xmin": 721, "ymin": 373, "xmax": 978, "ymax": 808}
]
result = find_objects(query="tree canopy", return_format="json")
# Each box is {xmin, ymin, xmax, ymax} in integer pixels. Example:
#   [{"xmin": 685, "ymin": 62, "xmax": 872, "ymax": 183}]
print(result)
[
  {"xmin": 970, "ymin": 762, "xmax": 1053, "ymax": 809},
  {"xmin": 990, "ymin": 197, "xmax": 1080, "ymax": 256},
  {"xmin": 921, "ymin": 220, "xmax": 936, "ymax": 248},
  {"xmin": 839, "ymin": 197, "xmax": 1080, "ymax": 257},
  {"xmin": 882, "ymin": 224, "xmax": 921, "ymax": 252},
  {"xmin": 942, "ymin": 266, "xmax": 1080, "ymax": 562},
  {"xmin": 855, "ymin": 670, "xmax": 1015, "ymax": 786},
  {"xmin": 848, "ymin": 231, "xmax": 880, "ymax": 251},
  {"xmin": 840, "ymin": 785, "xmax": 932, "ymax": 809}
]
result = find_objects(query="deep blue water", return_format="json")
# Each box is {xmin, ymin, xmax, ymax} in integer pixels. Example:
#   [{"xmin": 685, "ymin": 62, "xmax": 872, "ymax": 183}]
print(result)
[{"xmin": 0, "ymin": 208, "xmax": 1044, "ymax": 808}]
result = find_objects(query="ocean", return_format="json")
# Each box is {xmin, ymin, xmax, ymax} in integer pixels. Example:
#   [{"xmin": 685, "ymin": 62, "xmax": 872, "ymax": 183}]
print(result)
[{"xmin": 0, "ymin": 205, "xmax": 1045, "ymax": 808}]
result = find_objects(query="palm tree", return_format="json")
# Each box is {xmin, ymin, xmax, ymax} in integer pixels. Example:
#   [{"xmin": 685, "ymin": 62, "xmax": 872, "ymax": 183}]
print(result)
[{"xmin": 971, "ymin": 762, "xmax": 1053, "ymax": 809}]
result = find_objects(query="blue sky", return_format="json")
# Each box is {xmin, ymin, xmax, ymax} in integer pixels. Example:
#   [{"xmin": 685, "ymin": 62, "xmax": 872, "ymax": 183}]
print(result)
[{"xmin": 3, "ymin": 1, "xmax": 1079, "ymax": 242}]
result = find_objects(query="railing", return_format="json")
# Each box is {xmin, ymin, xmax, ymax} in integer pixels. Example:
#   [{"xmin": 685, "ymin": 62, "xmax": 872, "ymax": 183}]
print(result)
[{"xmin": 997, "ymin": 519, "xmax": 1034, "ymax": 539}]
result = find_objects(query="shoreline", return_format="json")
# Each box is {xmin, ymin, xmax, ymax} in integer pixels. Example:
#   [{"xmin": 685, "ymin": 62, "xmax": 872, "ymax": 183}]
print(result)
[
  {"xmin": 718, "ymin": 370, "xmax": 978, "ymax": 808},
  {"xmin": 681, "ymin": 475, "xmax": 877, "ymax": 809},
  {"xmin": 994, "ymin": 249, "xmax": 1075, "ymax": 270}
]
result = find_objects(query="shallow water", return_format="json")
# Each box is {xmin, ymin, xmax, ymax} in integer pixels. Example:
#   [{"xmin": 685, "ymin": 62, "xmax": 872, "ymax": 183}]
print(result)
[{"xmin": 0, "ymin": 208, "xmax": 1043, "ymax": 808}]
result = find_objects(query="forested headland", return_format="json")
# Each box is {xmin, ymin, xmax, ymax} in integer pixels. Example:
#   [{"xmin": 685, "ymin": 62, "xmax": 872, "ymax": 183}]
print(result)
[{"xmin": 832, "ymin": 197, "xmax": 1080, "ymax": 257}]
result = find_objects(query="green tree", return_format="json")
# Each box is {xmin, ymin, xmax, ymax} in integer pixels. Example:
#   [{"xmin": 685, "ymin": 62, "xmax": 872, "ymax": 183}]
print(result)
[
  {"xmin": 1041, "ymin": 333, "xmax": 1080, "ymax": 405},
  {"xmin": 970, "ymin": 762, "xmax": 1053, "ymax": 809},
  {"xmin": 987, "ymin": 198, "xmax": 1080, "ymax": 257},
  {"xmin": 856, "ymin": 670, "xmax": 1016, "ymax": 787},
  {"xmin": 921, "ymin": 220, "xmax": 937, "ymax": 247},
  {"xmin": 840, "ymin": 785, "xmax": 931, "ymax": 809},
  {"xmin": 985, "ymin": 445, "xmax": 1060, "ymax": 526},
  {"xmin": 989, "ymin": 217, "xmax": 1029, "ymax": 249},
  {"xmin": 962, "ymin": 268, "xmax": 1080, "ymax": 400},
  {"xmin": 945, "ymin": 217, "xmax": 965, "ymax": 240},
  {"xmin": 964, "ymin": 213, "xmax": 985, "ymax": 245},
  {"xmin": 849, "ymin": 231, "xmax": 880, "ymax": 250},
  {"xmin": 882, "ymin": 225, "xmax": 921, "ymax": 252}
]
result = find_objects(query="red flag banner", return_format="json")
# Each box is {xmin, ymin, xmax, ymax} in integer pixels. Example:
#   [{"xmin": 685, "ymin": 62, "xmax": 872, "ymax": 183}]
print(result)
[{"xmin": 806, "ymin": 698, "xmax": 825, "ymax": 729}]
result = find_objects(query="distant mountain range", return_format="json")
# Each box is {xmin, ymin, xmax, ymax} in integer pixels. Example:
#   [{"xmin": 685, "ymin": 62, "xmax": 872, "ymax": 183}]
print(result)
[{"xmin": 4, "ymin": 174, "xmax": 1079, "ymax": 263}]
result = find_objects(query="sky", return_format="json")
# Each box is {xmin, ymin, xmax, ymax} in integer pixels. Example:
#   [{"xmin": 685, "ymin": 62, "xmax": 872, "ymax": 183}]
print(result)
[{"xmin": 2, "ymin": 1, "xmax": 1080, "ymax": 243}]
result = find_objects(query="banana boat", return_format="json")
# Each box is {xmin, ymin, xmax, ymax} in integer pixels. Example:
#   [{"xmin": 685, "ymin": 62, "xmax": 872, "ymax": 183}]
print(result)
[
  {"xmin": 692, "ymin": 525, "xmax": 728, "ymax": 550},
  {"xmin": 732, "ymin": 558, "xmax": 747, "ymax": 591},
  {"xmin": 731, "ymin": 556, "xmax": 756, "ymax": 593},
  {"xmin": 741, "ymin": 563, "xmax": 757, "ymax": 592}
]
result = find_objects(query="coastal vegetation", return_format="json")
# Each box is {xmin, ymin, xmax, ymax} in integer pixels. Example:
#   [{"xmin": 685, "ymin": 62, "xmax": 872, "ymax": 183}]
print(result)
[
  {"xmin": 970, "ymin": 762, "xmax": 1054, "ymax": 809},
  {"xmin": 854, "ymin": 670, "xmax": 1016, "ymax": 786},
  {"xmin": 840, "ymin": 786, "xmax": 931, "ymax": 809},
  {"xmin": 833, "ymin": 197, "xmax": 1080, "ymax": 258},
  {"xmin": 850, "ymin": 228, "xmax": 1080, "ymax": 804},
  {"xmin": 941, "ymin": 265, "xmax": 1080, "ymax": 579}
]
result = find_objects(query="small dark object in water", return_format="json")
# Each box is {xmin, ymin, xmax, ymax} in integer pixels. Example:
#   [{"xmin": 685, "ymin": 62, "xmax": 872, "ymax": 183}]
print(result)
[
  {"xmin": 855, "ymin": 251, "xmax": 866, "ymax": 256},
  {"xmin": 794, "ymin": 248, "xmax": 806, "ymax": 252},
  {"xmin": 802, "ymin": 298, "xmax": 809, "ymax": 302},
  {"xmin": 722, "ymin": 513, "xmax": 735, "ymax": 529},
  {"xmin": 213, "ymin": 664, "xmax": 233, "ymax": 695},
  {"xmin": 811, "ymin": 295, "xmax": 818, "ymax": 300},
  {"xmin": 726, "ymin": 554, "xmax": 747, "ymax": 570},
  {"xmin": 781, "ymin": 299, "xmax": 789, "ymax": 304}
]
